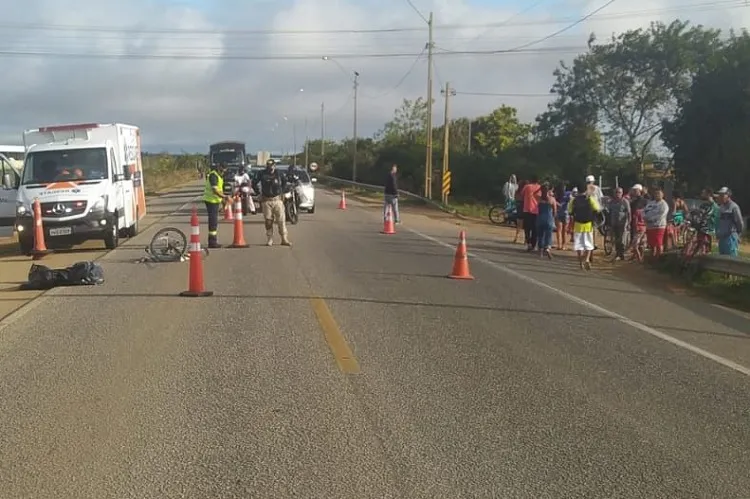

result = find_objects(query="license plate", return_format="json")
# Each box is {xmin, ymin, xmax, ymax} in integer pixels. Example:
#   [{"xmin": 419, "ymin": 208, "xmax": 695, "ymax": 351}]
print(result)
[{"xmin": 49, "ymin": 227, "xmax": 72, "ymax": 236}]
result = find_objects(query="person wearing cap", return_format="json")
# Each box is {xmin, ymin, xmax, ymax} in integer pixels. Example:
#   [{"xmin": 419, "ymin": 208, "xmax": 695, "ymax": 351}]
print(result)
[
  {"xmin": 568, "ymin": 184, "xmax": 601, "ymax": 270},
  {"xmin": 715, "ymin": 187, "xmax": 744, "ymax": 256}
]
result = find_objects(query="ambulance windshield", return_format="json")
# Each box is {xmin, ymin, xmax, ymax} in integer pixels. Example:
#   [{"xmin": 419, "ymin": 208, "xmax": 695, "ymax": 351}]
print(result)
[{"xmin": 22, "ymin": 148, "xmax": 108, "ymax": 185}]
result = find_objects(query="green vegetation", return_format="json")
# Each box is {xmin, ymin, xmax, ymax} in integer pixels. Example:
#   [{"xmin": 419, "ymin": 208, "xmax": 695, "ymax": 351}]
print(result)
[
  {"xmin": 142, "ymin": 153, "xmax": 205, "ymax": 195},
  {"xmin": 652, "ymin": 254, "xmax": 750, "ymax": 312},
  {"xmin": 299, "ymin": 20, "xmax": 750, "ymax": 215}
]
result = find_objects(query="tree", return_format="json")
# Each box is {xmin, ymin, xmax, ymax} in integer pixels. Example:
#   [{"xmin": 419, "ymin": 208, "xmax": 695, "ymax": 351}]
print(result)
[
  {"xmin": 663, "ymin": 32, "xmax": 750, "ymax": 208},
  {"xmin": 546, "ymin": 20, "xmax": 721, "ymax": 173},
  {"xmin": 471, "ymin": 105, "xmax": 532, "ymax": 156},
  {"xmin": 376, "ymin": 97, "xmax": 431, "ymax": 144}
]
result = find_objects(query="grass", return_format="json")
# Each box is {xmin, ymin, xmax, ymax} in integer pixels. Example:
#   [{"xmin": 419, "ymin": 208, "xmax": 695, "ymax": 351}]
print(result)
[
  {"xmin": 651, "ymin": 252, "xmax": 750, "ymax": 312},
  {"xmin": 142, "ymin": 154, "xmax": 203, "ymax": 196}
]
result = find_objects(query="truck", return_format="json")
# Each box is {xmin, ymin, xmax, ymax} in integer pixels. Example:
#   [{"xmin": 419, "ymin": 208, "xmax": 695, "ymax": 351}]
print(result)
[
  {"xmin": 209, "ymin": 141, "xmax": 247, "ymax": 195},
  {"xmin": 13, "ymin": 123, "xmax": 147, "ymax": 254}
]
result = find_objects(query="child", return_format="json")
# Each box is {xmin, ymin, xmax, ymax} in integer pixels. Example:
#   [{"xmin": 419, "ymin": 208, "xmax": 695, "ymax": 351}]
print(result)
[
  {"xmin": 630, "ymin": 199, "xmax": 647, "ymax": 262},
  {"xmin": 536, "ymin": 184, "xmax": 556, "ymax": 259}
]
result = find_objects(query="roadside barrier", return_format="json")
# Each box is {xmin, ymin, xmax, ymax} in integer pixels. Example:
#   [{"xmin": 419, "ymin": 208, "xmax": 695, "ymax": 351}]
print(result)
[
  {"xmin": 180, "ymin": 206, "xmax": 213, "ymax": 297},
  {"xmin": 229, "ymin": 196, "xmax": 249, "ymax": 248},
  {"xmin": 448, "ymin": 230, "xmax": 474, "ymax": 280},
  {"xmin": 31, "ymin": 199, "xmax": 49, "ymax": 260}
]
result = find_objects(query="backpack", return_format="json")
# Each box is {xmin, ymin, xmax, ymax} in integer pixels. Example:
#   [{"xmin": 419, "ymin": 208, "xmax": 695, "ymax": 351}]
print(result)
[{"xmin": 572, "ymin": 195, "xmax": 594, "ymax": 223}]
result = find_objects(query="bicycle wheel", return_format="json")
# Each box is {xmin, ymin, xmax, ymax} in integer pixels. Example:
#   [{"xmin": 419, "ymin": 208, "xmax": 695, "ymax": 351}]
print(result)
[
  {"xmin": 488, "ymin": 205, "xmax": 507, "ymax": 225},
  {"xmin": 149, "ymin": 227, "xmax": 188, "ymax": 262},
  {"xmin": 603, "ymin": 229, "xmax": 614, "ymax": 256}
]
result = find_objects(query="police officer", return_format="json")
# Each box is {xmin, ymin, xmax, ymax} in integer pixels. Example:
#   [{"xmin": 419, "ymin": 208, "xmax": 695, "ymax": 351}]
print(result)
[
  {"xmin": 253, "ymin": 159, "xmax": 291, "ymax": 246},
  {"xmin": 203, "ymin": 162, "xmax": 230, "ymax": 248}
]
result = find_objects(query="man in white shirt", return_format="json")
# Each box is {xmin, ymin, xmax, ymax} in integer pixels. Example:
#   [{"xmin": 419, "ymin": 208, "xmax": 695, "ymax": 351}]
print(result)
[{"xmin": 234, "ymin": 169, "xmax": 256, "ymax": 214}]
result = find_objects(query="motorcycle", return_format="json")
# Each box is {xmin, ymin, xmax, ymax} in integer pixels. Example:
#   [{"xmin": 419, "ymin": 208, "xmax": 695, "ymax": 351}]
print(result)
[
  {"xmin": 238, "ymin": 183, "xmax": 256, "ymax": 215},
  {"xmin": 283, "ymin": 177, "xmax": 299, "ymax": 225}
]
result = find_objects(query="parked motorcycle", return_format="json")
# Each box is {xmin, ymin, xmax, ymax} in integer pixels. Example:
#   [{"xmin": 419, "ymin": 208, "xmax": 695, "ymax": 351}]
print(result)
[{"xmin": 283, "ymin": 177, "xmax": 299, "ymax": 225}]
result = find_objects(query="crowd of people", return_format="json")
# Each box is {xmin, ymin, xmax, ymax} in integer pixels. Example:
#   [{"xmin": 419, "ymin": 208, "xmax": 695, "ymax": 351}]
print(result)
[{"xmin": 501, "ymin": 175, "xmax": 745, "ymax": 271}]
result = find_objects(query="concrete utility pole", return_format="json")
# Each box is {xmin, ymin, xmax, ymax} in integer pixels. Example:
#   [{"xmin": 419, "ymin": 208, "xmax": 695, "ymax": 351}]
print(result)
[
  {"xmin": 441, "ymin": 82, "xmax": 455, "ymax": 205},
  {"xmin": 292, "ymin": 123, "xmax": 297, "ymax": 167},
  {"xmin": 353, "ymin": 71, "xmax": 359, "ymax": 182},
  {"xmin": 304, "ymin": 117, "xmax": 309, "ymax": 169},
  {"xmin": 424, "ymin": 11, "xmax": 434, "ymax": 199},
  {"xmin": 320, "ymin": 102, "xmax": 325, "ymax": 166}
]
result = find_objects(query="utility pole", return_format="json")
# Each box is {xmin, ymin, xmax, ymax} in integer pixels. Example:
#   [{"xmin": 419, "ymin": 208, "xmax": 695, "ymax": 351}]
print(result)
[
  {"xmin": 320, "ymin": 102, "xmax": 325, "ymax": 166},
  {"xmin": 304, "ymin": 117, "xmax": 309, "ymax": 169},
  {"xmin": 292, "ymin": 123, "xmax": 297, "ymax": 167},
  {"xmin": 352, "ymin": 71, "xmax": 359, "ymax": 182},
  {"xmin": 424, "ymin": 11, "xmax": 434, "ymax": 199},
  {"xmin": 441, "ymin": 82, "xmax": 455, "ymax": 205},
  {"xmin": 467, "ymin": 120, "xmax": 472, "ymax": 154}
]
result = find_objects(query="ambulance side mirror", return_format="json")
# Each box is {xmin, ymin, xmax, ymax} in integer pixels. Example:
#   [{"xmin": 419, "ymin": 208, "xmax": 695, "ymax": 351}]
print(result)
[{"xmin": 2, "ymin": 173, "xmax": 12, "ymax": 189}]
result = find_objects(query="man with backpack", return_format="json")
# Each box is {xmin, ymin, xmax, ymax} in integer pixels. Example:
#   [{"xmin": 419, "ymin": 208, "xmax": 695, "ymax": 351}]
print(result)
[{"xmin": 567, "ymin": 184, "xmax": 601, "ymax": 270}]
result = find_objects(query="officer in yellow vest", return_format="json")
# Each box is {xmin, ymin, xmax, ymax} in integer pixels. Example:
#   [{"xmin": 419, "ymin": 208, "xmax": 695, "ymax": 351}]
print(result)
[{"xmin": 203, "ymin": 163, "xmax": 230, "ymax": 248}]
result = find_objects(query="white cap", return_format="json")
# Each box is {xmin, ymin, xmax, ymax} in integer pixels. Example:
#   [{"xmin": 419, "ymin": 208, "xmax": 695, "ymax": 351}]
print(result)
[
  {"xmin": 632, "ymin": 183, "xmax": 643, "ymax": 191},
  {"xmin": 716, "ymin": 186, "xmax": 731, "ymax": 195},
  {"xmin": 585, "ymin": 175, "xmax": 595, "ymax": 183}
]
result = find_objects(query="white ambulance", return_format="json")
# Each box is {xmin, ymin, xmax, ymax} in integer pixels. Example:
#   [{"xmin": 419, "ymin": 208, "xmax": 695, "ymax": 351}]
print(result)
[{"xmin": 14, "ymin": 123, "xmax": 147, "ymax": 254}]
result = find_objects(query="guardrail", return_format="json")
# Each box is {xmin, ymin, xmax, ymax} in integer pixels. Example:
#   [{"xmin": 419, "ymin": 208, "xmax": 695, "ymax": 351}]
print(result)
[
  {"xmin": 317, "ymin": 174, "xmax": 459, "ymax": 216},
  {"xmin": 697, "ymin": 254, "xmax": 750, "ymax": 278},
  {"xmin": 317, "ymin": 174, "xmax": 750, "ymax": 279}
]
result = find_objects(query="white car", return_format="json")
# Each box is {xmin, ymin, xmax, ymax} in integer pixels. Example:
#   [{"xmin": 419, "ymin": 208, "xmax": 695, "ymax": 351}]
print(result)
[
  {"xmin": 270, "ymin": 166, "xmax": 317, "ymax": 214},
  {"xmin": 0, "ymin": 154, "xmax": 21, "ymax": 230}
]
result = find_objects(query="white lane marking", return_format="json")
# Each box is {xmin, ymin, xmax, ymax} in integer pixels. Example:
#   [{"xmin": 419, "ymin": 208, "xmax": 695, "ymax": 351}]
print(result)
[{"xmin": 406, "ymin": 227, "xmax": 750, "ymax": 377}]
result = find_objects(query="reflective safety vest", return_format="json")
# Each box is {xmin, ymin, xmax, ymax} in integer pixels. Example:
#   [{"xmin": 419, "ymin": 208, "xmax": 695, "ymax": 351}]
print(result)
[{"xmin": 203, "ymin": 170, "xmax": 223, "ymax": 204}]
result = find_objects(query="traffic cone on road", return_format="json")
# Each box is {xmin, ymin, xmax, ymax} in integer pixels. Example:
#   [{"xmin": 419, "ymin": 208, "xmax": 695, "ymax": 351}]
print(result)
[
  {"xmin": 338, "ymin": 190, "xmax": 347, "ymax": 210},
  {"xmin": 228, "ymin": 196, "xmax": 249, "ymax": 248},
  {"xmin": 448, "ymin": 230, "xmax": 474, "ymax": 280},
  {"xmin": 31, "ymin": 199, "xmax": 49, "ymax": 260},
  {"xmin": 223, "ymin": 199, "xmax": 234, "ymax": 221},
  {"xmin": 180, "ymin": 206, "xmax": 213, "ymax": 297},
  {"xmin": 381, "ymin": 205, "xmax": 395, "ymax": 234}
]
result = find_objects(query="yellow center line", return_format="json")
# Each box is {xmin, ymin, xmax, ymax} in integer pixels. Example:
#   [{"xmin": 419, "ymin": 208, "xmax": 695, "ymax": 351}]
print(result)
[{"xmin": 309, "ymin": 297, "xmax": 360, "ymax": 374}]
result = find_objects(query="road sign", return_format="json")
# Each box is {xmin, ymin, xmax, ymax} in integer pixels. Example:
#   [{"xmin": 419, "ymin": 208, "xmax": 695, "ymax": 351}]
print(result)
[{"xmin": 442, "ymin": 170, "xmax": 451, "ymax": 197}]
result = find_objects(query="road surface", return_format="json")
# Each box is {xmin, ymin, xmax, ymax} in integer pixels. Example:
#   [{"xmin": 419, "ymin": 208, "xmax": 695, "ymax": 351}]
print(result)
[{"xmin": 0, "ymin": 182, "xmax": 748, "ymax": 498}]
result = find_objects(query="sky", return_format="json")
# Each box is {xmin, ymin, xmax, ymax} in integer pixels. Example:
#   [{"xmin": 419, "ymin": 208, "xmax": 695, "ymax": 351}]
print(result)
[{"xmin": 0, "ymin": 0, "xmax": 747, "ymax": 153}]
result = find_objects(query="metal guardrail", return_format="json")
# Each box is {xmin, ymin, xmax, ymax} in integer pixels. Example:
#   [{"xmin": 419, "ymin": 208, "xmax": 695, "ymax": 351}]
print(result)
[
  {"xmin": 317, "ymin": 174, "xmax": 459, "ymax": 215},
  {"xmin": 697, "ymin": 254, "xmax": 750, "ymax": 278},
  {"xmin": 318, "ymin": 174, "xmax": 750, "ymax": 279}
]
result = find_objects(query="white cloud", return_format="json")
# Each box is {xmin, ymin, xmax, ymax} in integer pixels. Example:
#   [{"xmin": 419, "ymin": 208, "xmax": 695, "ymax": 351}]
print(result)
[{"xmin": 0, "ymin": 0, "xmax": 746, "ymax": 152}]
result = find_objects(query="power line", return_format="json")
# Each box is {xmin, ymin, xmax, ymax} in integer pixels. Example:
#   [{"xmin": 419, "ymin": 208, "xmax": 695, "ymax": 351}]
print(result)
[
  {"xmin": 455, "ymin": 91, "xmax": 553, "ymax": 97},
  {"xmin": 0, "ymin": 1, "xmax": 741, "ymax": 36},
  {"xmin": 403, "ymin": 0, "xmax": 429, "ymax": 24},
  {"xmin": 0, "ymin": 45, "xmax": 592, "ymax": 61},
  {"xmin": 438, "ymin": 0, "xmax": 619, "ymax": 55},
  {"xmin": 362, "ymin": 47, "xmax": 426, "ymax": 98}
]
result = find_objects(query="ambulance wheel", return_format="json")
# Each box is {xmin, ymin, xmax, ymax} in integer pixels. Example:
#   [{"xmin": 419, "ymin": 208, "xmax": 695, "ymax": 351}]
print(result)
[
  {"xmin": 104, "ymin": 218, "xmax": 120, "ymax": 249},
  {"xmin": 309, "ymin": 204, "xmax": 315, "ymax": 214}
]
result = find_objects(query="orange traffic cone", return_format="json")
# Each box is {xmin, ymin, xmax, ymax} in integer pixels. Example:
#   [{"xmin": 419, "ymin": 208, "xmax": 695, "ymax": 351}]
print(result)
[
  {"xmin": 338, "ymin": 190, "xmax": 347, "ymax": 210},
  {"xmin": 180, "ymin": 206, "xmax": 213, "ymax": 297},
  {"xmin": 448, "ymin": 230, "xmax": 474, "ymax": 280},
  {"xmin": 31, "ymin": 199, "xmax": 49, "ymax": 260},
  {"xmin": 228, "ymin": 196, "xmax": 249, "ymax": 248},
  {"xmin": 381, "ymin": 204, "xmax": 395, "ymax": 234},
  {"xmin": 223, "ymin": 198, "xmax": 234, "ymax": 221}
]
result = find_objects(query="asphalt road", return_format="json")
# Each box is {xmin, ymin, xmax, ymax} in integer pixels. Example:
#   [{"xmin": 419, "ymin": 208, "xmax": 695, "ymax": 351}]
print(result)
[{"xmin": 0, "ymin": 183, "xmax": 749, "ymax": 498}]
